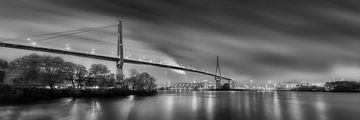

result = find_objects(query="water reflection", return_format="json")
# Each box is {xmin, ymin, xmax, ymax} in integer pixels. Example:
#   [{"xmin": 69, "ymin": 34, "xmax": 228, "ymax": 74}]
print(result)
[
  {"xmin": 289, "ymin": 92, "xmax": 303, "ymax": 120},
  {"xmin": 315, "ymin": 94, "xmax": 328, "ymax": 120},
  {"xmin": 164, "ymin": 95, "xmax": 174, "ymax": 120},
  {"xmin": 1, "ymin": 91, "xmax": 360, "ymax": 120},
  {"xmin": 273, "ymin": 92, "xmax": 282, "ymax": 120},
  {"xmin": 206, "ymin": 92, "xmax": 214, "ymax": 120},
  {"xmin": 243, "ymin": 91, "xmax": 250, "ymax": 119}
]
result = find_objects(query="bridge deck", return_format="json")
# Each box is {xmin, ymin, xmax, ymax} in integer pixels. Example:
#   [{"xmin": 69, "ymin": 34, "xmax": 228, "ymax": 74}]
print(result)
[{"xmin": 0, "ymin": 42, "xmax": 231, "ymax": 80}]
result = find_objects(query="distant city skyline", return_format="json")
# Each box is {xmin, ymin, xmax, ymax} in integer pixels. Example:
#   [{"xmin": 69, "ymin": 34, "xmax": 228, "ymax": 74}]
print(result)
[{"xmin": 2, "ymin": 0, "xmax": 360, "ymax": 83}]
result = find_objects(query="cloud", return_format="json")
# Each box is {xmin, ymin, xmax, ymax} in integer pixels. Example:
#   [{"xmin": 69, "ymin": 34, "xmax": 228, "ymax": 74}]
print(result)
[{"xmin": 2, "ymin": 0, "xmax": 360, "ymax": 82}]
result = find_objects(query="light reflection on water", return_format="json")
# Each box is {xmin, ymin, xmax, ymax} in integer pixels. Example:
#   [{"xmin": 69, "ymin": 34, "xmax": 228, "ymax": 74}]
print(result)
[
  {"xmin": 1, "ymin": 91, "xmax": 360, "ymax": 120},
  {"xmin": 290, "ymin": 92, "xmax": 303, "ymax": 120},
  {"xmin": 315, "ymin": 95, "xmax": 327, "ymax": 120},
  {"xmin": 273, "ymin": 91, "xmax": 281, "ymax": 120}
]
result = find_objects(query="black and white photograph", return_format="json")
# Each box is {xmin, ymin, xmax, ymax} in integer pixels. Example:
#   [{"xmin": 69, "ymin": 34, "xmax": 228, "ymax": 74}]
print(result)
[{"xmin": 1, "ymin": 0, "xmax": 360, "ymax": 120}]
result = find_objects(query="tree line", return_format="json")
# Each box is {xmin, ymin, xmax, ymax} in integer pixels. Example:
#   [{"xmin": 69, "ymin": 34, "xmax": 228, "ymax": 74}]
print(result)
[
  {"xmin": 0, "ymin": 53, "xmax": 157, "ymax": 91},
  {"xmin": 325, "ymin": 81, "xmax": 360, "ymax": 92}
]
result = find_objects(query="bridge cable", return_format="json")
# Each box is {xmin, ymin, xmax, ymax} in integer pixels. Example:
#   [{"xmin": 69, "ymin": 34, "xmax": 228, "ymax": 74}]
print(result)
[{"xmin": 0, "ymin": 24, "xmax": 117, "ymax": 42}]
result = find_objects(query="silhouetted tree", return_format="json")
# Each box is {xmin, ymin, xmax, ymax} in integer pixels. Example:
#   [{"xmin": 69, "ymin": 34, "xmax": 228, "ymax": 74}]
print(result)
[
  {"xmin": 9, "ymin": 54, "xmax": 42, "ymax": 85},
  {"xmin": 0, "ymin": 59, "xmax": 8, "ymax": 83},
  {"xmin": 89, "ymin": 64, "xmax": 110, "ymax": 75},
  {"xmin": 39, "ymin": 55, "xmax": 65, "ymax": 91},
  {"xmin": 62, "ymin": 62, "xmax": 76, "ymax": 88},
  {"xmin": 74, "ymin": 64, "xmax": 87, "ymax": 88},
  {"xmin": 125, "ymin": 69, "xmax": 157, "ymax": 90},
  {"xmin": 89, "ymin": 64, "xmax": 110, "ymax": 87},
  {"xmin": 106, "ymin": 73, "xmax": 116, "ymax": 87},
  {"xmin": 125, "ymin": 69, "xmax": 139, "ymax": 90},
  {"xmin": 139, "ymin": 72, "xmax": 157, "ymax": 90},
  {"xmin": 85, "ymin": 76, "xmax": 97, "ymax": 87},
  {"xmin": 7, "ymin": 54, "xmax": 90, "ymax": 90},
  {"xmin": 223, "ymin": 83, "xmax": 231, "ymax": 89},
  {"xmin": 325, "ymin": 81, "xmax": 360, "ymax": 92}
]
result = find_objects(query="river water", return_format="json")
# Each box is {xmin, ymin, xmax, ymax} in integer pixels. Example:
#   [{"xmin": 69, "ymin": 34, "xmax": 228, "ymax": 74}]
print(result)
[{"xmin": 1, "ymin": 91, "xmax": 360, "ymax": 120}]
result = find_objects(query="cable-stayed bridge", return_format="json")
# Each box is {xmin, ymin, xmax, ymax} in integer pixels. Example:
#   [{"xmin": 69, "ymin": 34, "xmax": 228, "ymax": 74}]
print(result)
[{"xmin": 0, "ymin": 20, "xmax": 232, "ymax": 88}]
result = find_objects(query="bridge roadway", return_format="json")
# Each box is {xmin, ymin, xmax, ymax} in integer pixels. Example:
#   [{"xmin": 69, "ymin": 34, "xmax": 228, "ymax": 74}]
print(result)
[{"xmin": 0, "ymin": 42, "xmax": 231, "ymax": 81}]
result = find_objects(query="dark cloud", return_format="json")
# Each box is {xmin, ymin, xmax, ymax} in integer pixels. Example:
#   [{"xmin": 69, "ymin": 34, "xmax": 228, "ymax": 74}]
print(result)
[{"xmin": 2, "ymin": 0, "xmax": 360, "ymax": 82}]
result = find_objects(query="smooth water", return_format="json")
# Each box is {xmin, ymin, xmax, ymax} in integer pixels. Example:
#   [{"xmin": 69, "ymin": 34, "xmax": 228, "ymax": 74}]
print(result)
[{"xmin": 1, "ymin": 91, "xmax": 360, "ymax": 120}]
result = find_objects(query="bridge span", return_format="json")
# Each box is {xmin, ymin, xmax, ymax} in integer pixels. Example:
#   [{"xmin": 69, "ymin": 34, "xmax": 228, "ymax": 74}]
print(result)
[{"xmin": 0, "ymin": 42, "xmax": 232, "ymax": 81}]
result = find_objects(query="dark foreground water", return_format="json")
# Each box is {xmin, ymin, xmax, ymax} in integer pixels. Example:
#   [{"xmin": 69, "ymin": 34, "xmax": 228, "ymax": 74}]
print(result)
[{"xmin": 1, "ymin": 91, "xmax": 360, "ymax": 120}]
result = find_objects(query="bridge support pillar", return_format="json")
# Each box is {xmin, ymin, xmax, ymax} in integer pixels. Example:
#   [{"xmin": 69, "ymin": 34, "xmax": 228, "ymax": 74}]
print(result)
[
  {"xmin": 115, "ymin": 20, "xmax": 124, "ymax": 88},
  {"xmin": 215, "ymin": 80, "xmax": 221, "ymax": 89},
  {"xmin": 214, "ymin": 56, "xmax": 222, "ymax": 89}
]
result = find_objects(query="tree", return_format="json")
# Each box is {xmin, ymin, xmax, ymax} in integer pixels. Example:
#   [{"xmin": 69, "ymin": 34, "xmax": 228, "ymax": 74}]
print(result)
[
  {"xmin": 74, "ymin": 64, "xmax": 87, "ymax": 88},
  {"xmin": 89, "ymin": 64, "xmax": 110, "ymax": 87},
  {"xmin": 89, "ymin": 64, "xmax": 110, "ymax": 75},
  {"xmin": 7, "ymin": 54, "xmax": 90, "ymax": 90},
  {"xmin": 62, "ymin": 62, "xmax": 76, "ymax": 88},
  {"xmin": 9, "ymin": 54, "xmax": 42, "ymax": 85},
  {"xmin": 223, "ymin": 83, "xmax": 231, "ymax": 90},
  {"xmin": 125, "ymin": 69, "xmax": 157, "ymax": 90},
  {"xmin": 125, "ymin": 69, "xmax": 140, "ymax": 90},
  {"xmin": 39, "ymin": 55, "xmax": 65, "ymax": 91},
  {"xmin": 139, "ymin": 72, "xmax": 157, "ymax": 90},
  {"xmin": 85, "ymin": 76, "xmax": 97, "ymax": 87},
  {"xmin": 0, "ymin": 59, "xmax": 8, "ymax": 83},
  {"xmin": 0, "ymin": 59, "xmax": 8, "ymax": 69},
  {"xmin": 325, "ymin": 81, "xmax": 360, "ymax": 92},
  {"xmin": 106, "ymin": 73, "xmax": 116, "ymax": 87}
]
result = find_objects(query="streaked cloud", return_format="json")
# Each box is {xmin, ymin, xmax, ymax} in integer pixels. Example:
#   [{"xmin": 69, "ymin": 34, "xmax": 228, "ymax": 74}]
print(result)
[{"xmin": 2, "ymin": 0, "xmax": 360, "ymax": 83}]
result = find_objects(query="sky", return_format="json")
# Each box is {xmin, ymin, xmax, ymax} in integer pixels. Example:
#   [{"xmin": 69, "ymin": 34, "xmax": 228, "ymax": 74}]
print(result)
[{"xmin": 1, "ymin": 0, "xmax": 360, "ymax": 85}]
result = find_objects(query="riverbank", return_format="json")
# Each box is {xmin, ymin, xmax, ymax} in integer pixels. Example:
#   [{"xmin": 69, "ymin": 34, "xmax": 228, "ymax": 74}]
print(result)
[{"xmin": 0, "ymin": 86, "xmax": 157, "ymax": 104}]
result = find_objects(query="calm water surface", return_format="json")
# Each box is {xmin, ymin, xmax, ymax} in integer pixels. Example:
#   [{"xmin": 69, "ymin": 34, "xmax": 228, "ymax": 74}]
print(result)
[{"xmin": 1, "ymin": 91, "xmax": 360, "ymax": 120}]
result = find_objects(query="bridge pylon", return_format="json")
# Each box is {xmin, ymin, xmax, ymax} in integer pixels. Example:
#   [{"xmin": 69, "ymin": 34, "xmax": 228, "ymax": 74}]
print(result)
[
  {"xmin": 214, "ymin": 56, "xmax": 222, "ymax": 89},
  {"xmin": 115, "ymin": 20, "xmax": 124, "ymax": 87}
]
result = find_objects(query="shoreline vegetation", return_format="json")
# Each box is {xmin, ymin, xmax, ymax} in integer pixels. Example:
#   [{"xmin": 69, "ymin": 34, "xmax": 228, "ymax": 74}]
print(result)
[
  {"xmin": 290, "ymin": 81, "xmax": 360, "ymax": 92},
  {"xmin": 1, "ymin": 54, "xmax": 360, "ymax": 104},
  {"xmin": 0, "ymin": 53, "xmax": 157, "ymax": 104},
  {"xmin": 0, "ymin": 85, "xmax": 157, "ymax": 104}
]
